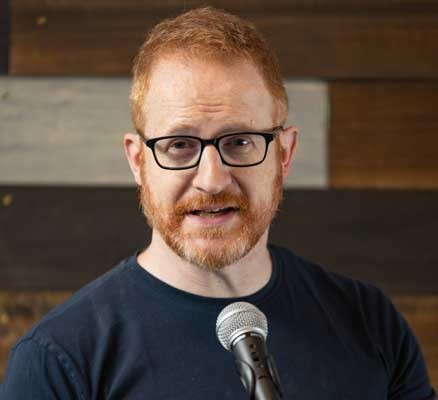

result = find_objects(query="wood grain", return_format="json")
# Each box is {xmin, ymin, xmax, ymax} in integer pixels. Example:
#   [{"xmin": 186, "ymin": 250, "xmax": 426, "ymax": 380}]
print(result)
[
  {"xmin": 0, "ymin": 291, "xmax": 436, "ymax": 389},
  {"xmin": 330, "ymin": 81, "xmax": 438, "ymax": 188},
  {"xmin": 10, "ymin": 1, "xmax": 438, "ymax": 78},
  {"xmin": 11, "ymin": 0, "xmax": 438, "ymax": 13},
  {"xmin": 0, "ymin": 0, "xmax": 9, "ymax": 74},
  {"xmin": 1, "ymin": 186, "xmax": 437, "ymax": 292}
]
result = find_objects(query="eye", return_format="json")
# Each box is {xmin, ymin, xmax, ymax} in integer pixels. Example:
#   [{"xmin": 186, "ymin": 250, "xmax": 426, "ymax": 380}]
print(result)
[
  {"xmin": 157, "ymin": 137, "xmax": 199, "ymax": 154},
  {"xmin": 221, "ymin": 133, "xmax": 254, "ymax": 151},
  {"xmin": 222, "ymin": 134, "xmax": 254, "ymax": 148},
  {"xmin": 169, "ymin": 138, "xmax": 196, "ymax": 150},
  {"xmin": 231, "ymin": 137, "xmax": 249, "ymax": 146}
]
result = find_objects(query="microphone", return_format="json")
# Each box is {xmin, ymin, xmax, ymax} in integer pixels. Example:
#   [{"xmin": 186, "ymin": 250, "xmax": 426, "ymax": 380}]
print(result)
[{"xmin": 216, "ymin": 302, "xmax": 283, "ymax": 400}]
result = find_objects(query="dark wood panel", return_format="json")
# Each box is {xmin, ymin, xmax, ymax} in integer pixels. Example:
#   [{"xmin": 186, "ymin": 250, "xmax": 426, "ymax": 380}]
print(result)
[
  {"xmin": 0, "ymin": 291, "xmax": 437, "ymax": 388},
  {"xmin": 0, "ymin": 186, "xmax": 147, "ymax": 290},
  {"xmin": 1, "ymin": 186, "xmax": 437, "ymax": 292},
  {"xmin": 329, "ymin": 82, "xmax": 438, "ymax": 188},
  {"xmin": 12, "ymin": 0, "xmax": 438, "ymax": 13},
  {"xmin": 0, "ymin": 0, "xmax": 10, "ymax": 74},
  {"xmin": 10, "ymin": 1, "xmax": 438, "ymax": 77}
]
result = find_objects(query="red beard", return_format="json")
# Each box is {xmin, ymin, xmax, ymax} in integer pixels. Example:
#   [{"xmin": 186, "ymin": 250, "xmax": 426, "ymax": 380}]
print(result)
[{"xmin": 138, "ymin": 146, "xmax": 283, "ymax": 270}]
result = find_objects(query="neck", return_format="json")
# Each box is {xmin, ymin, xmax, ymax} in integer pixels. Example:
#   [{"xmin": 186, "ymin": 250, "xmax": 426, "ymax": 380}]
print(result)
[{"xmin": 136, "ymin": 230, "xmax": 272, "ymax": 298}]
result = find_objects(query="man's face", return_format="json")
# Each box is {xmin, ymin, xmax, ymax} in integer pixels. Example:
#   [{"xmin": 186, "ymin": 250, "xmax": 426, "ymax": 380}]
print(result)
[{"xmin": 137, "ymin": 55, "xmax": 288, "ymax": 270}]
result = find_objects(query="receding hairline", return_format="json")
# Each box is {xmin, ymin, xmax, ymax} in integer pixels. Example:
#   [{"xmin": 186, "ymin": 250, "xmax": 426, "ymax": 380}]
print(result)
[
  {"xmin": 146, "ymin": 51, "xmax": 279, "ymax": 122},
  {"xmin": 133, "ymin": 50, "xmax": 286, "ymax": 134}
]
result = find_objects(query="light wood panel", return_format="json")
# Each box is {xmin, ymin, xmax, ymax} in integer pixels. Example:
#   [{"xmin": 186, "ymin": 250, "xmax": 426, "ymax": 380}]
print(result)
[
  {"xmin": 0, "ymin": 291, "xmax": 436, "ymax": 389},
  {"xmin": 1, "ymin": 187, "xmax": 437, "ymax": 292},
  {"xmin": 0, "ymin": 78, "xmax": 327, "ymax": 188},
  {"xmin": 330, "ymin": 81, "xmax": 438, "ymax": 188},
  {"xmin": 10, "ymin": 1, "xmax": 438, "ymax": 78}
]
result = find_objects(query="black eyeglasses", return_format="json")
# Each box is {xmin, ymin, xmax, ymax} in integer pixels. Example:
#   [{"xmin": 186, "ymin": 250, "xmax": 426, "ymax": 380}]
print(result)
[{"xmin": 138, "ymin": 126, "xmax": 283, "ymax": 170}]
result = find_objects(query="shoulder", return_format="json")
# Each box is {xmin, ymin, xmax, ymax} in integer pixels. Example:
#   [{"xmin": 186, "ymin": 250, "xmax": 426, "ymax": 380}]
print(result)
[
  {"xmin": 270, "ymin": 243, "xmax": 381, "ymax": 301},
  {"xmin": 28, "ymin": 256, "xmax": 133, "ymax": 336},
  {"xmin": 1, "ymin": 336, "xmax": 87, "ymax": 399},
  {"xmin": 271, "ymin": 244, "xmax": 400, "ymax": 330},
  {"xmin": 13, "ymin": 254, "xmax": 137, "ymax": 363},
  {"xmin": 270, "ymin": 244, "xmax": 435, "ymax": 399},
  {"xmin": 4, "ymin": 254, "xmax": 139, "ymax": 398}
]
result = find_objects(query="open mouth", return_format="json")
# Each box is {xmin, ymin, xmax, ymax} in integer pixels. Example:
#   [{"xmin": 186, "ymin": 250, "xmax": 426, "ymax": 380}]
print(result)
[{"xmin": 190, "ymin": 207, "xmax": 238, "ymax": 217}]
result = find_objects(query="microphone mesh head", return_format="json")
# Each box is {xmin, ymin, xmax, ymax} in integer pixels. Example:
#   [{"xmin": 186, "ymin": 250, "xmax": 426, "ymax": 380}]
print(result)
[{"xmin": 216, "ymin": 302, "xmax": 268, "ymax": 351}]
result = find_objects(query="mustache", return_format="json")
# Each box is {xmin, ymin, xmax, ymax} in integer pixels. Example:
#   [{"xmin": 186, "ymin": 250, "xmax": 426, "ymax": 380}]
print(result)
[{"xmin": 173, "ymin": 191, "xmax": 250, "ymax": 216}]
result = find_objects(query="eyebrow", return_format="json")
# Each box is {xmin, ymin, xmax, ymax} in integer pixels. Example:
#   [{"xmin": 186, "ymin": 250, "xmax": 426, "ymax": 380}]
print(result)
[{"xmin": 165, "ymin": 123, "xmax": 261, "ymax": 137}]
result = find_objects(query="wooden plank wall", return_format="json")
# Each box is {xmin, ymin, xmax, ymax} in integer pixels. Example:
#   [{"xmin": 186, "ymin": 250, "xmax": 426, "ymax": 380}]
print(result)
[
  {"xmin": 1, "ymin": 0, "xmax": 437, "ymax": 388},
  {"xmin": 9, "ymin": 0, "xmax": 438, "ymax": 77}
]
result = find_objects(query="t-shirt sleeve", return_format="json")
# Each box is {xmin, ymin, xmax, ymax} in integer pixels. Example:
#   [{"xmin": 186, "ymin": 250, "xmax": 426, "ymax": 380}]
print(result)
[
  {"xmin": 0, "ymin": 337, "xmax": 87, "ymax": 400},
  {"xmin": 387, "ymin": 315, "xmax": 436, "ymax": 400},
  {"xmin": 359, "ymin": 284, "xmax": 436, "ymax": 400}
]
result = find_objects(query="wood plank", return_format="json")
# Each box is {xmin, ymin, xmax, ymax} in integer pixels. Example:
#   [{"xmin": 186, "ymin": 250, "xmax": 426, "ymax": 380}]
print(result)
[
  {"xmin": 260, "ymin": 13, "xmax": 438, "ymax": 79},
  {"xmin": 0, "ymin": 77, "xmax": 327, "ymax": 188},
  {"xmin": 0, "ymin": 0, "xmax": 9, "ymax": 74},
  {"xmin": 1, "ymin": 187, "xmax": 437, "ymax": 292},
  {"xmin": 329, "ymin": 81, "xmax": 438, "ymax": 188},
  {"xmin": 11, "ymin": 0, "xmax": 438, "ymax": 13},
  {"xmin": 285, "ymin": 81, "xmax": 328, "ymax": 187},
  {"xmin": 0, "ymin": 186, "xmax": 146, "ymax": 290},
  {"xmin": 0, "ymin": 291, "xmax": 437, "ymax": 388},
  {"xmin": 10, "ymin": 1, "xmax": 438, "ymax": 78}
]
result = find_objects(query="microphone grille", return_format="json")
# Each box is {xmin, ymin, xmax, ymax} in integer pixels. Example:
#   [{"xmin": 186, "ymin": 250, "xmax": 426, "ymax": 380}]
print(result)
[{"xmin": 216, "ymin": 302, "xmax": 268, "ymax": 351}]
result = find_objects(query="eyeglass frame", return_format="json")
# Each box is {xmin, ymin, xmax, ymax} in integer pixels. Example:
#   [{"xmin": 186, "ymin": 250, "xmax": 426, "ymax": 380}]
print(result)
[{"xmin": 137, "ymin": 126, "xmax": 284, "ymax": 170}]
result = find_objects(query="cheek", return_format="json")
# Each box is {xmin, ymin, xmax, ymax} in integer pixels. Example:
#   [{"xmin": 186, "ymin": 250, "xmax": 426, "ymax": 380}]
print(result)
[
  {"xmin": 234, "ymin": 163, "xmax": 277, "ymax": 202},
  {"xmin": 143, "ymin": 157, "xmax": 194, "ymax": 204}
]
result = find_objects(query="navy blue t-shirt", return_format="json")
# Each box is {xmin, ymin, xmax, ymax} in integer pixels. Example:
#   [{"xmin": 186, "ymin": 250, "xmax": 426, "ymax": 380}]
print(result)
[{"xmin": 0, "ymin": 245, "xmax": 435, "ymax": 399}]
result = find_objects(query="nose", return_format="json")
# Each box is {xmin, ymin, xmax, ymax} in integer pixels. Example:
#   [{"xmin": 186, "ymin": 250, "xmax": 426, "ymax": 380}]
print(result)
[{"xmin": 192, "ymin": 145, "xmax": 232, "ymax": 194}]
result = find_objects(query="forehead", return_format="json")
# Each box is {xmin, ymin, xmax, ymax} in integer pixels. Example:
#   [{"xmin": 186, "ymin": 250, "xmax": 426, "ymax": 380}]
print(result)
[{"xmin": 142, "ymin": 55, "xmax": 275, "ymax": 136}]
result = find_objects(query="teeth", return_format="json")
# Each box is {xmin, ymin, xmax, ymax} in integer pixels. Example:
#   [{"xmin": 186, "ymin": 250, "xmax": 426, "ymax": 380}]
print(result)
[
  {"xmin": 198, "ymin": 211, "xmax": 220, "ymax": 217},
  {"xmin": 192, "ymin": 207, "xmax": 235, "ymax": 216},
  {"xmin": 196, "ymin": 208, "xmax": 225, "ymax": 213}
]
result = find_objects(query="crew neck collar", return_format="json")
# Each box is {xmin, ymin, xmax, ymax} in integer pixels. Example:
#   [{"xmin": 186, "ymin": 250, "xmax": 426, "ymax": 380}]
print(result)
[{"xmin": 125, "ymin": 244, "xmax": 283, "ymax": 313}]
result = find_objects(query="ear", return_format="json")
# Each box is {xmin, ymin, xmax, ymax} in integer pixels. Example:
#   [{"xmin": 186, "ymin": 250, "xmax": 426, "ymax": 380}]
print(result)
[
  {"xmin": 278, "ymin": 126, "xmax": 298, "ymax": 178},
  {"xmin": 123, "ymin": 133, "xmax": 143, "ymax": 186}
]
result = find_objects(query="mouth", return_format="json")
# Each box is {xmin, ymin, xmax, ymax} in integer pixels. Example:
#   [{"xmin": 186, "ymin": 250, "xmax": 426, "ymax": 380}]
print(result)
[{"xmin": 189, "ymin": 206, "xmax": 239, "ymax": 218}]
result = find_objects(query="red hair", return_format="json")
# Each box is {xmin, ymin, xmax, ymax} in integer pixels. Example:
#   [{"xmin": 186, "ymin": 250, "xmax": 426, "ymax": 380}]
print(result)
[{"xmin": 130, "ymin": 7, "xmax": 288, "ymax": 134}]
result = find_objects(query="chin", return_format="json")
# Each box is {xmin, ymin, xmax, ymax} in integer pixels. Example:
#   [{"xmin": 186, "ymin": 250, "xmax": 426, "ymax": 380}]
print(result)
[{"xmin": 175, "ymin": 232, "xmax": 258, "ymax": 271}]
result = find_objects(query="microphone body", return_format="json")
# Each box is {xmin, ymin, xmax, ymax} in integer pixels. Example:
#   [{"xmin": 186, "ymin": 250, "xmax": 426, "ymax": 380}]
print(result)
[
  {"xmin": 216, "ymin": 302, "xmax": 283, "ymax": 400},
  {"xmin": 232, "ymin": 333, "xmax": 282, "ymax": 400}
]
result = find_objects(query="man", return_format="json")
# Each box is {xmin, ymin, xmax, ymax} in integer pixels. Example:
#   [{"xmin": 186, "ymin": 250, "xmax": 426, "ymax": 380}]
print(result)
[{"xmin": 0, "ymin": 7, "xmax": 435, "ymax": 399}]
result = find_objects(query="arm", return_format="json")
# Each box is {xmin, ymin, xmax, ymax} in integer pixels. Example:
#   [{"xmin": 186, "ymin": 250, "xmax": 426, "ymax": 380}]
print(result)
[
  {"xmin": 386, "ymin": 314, "xmax": 435, "ymax": 400},
  {"xmin": 359, "ymin": 284, "xmax": 436, "ymax": 400}
]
